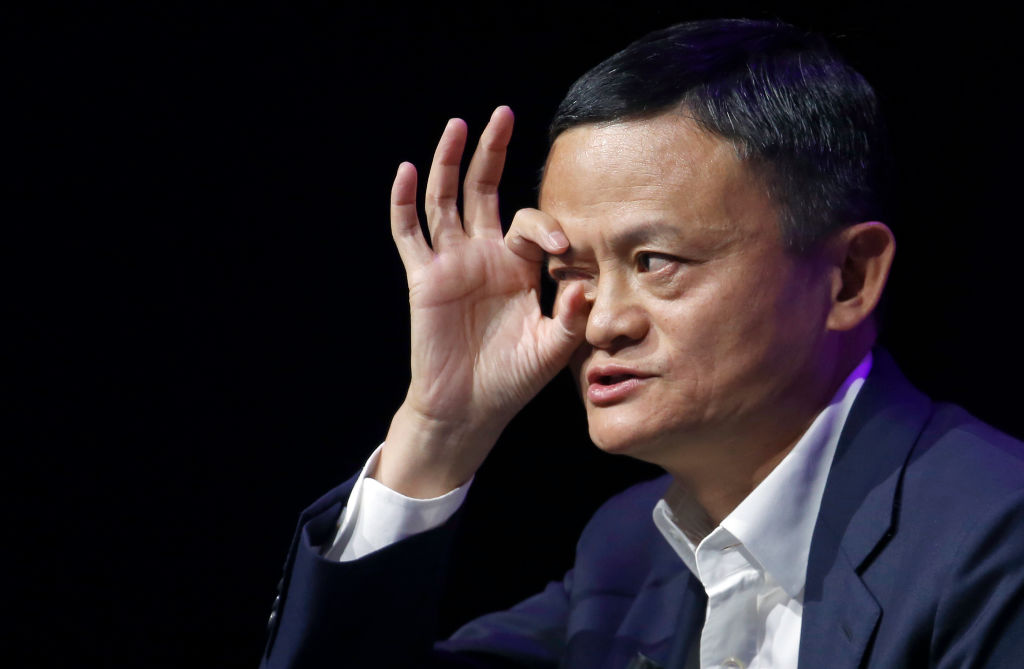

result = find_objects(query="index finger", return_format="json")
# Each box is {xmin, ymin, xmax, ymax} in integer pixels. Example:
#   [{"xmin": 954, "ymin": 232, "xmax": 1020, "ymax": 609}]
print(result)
[{"xmin": 505, "ymin": 208, "xmax": 569, "ymax": 263}]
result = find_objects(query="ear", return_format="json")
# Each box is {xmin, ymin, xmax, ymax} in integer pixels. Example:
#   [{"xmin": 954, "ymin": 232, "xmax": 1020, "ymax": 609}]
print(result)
[{"xmin": 825, "ymin": 222, "xmax": 896, "ymax": 332}]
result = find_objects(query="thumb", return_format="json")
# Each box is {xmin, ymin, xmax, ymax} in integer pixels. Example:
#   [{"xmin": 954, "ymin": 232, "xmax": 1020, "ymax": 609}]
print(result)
[{"xmin": 539, "ymin": 282, "xmax": 590, "ymax": 363}]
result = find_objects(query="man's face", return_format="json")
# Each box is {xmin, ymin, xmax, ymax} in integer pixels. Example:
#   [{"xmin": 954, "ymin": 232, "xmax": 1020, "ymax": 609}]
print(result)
[{"xmin": 540, "ymin": 114, "xmax": 836, "ymax": 470}]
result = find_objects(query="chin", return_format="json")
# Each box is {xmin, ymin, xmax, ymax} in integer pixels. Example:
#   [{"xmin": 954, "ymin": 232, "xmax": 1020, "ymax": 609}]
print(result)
[
  {"xmin": 585, "ymin": 404, "xmax": 698, "ymax": 468},
  {"xmin": 587, "ymin": 417, "xmax": 661, "ymax": 459}
]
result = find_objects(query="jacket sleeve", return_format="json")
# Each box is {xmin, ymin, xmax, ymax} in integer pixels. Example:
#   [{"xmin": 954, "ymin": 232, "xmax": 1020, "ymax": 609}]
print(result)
[{"xmin": 260, "ymin": 475, "xmax": 568, "ymax": 669}]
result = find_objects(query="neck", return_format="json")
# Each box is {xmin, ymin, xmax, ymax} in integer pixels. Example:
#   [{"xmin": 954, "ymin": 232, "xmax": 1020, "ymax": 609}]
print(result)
[{"xmin": 664, "ymin": 338, "xmax": 873, "ymax": 527}]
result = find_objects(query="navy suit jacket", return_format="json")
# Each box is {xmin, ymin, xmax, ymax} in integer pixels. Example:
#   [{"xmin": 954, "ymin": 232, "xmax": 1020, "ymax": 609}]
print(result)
[{"xmin": 262, "ymin": 351, "xmax": 1024, "ymax": 668}]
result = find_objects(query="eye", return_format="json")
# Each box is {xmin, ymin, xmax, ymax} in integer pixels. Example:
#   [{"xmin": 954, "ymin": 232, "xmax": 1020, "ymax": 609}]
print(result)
[{"xmin": 636, "ymin": 252, "xmax": 679, "ymax": 273}]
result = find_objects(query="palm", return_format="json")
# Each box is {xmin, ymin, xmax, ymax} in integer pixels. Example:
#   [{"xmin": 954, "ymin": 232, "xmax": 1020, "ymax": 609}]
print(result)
[{"xmin": 406, "ymin": 234, "xmax": 552, "ymax": 426}]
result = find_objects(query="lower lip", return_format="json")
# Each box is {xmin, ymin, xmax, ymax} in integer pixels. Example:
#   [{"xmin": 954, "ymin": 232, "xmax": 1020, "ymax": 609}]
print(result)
[{"xmin": 587, "ymin": 377, "xmax": 647, "ymax": 406}]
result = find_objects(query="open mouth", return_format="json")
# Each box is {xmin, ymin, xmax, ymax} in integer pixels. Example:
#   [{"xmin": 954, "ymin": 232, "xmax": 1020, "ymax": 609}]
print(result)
[
  {"xmin": 586, "ymin": 372, "xmax": 646, "ymax": 406},
  {"xmin": 597, "ymin": 373, "xmax": 637, "ymax": 385}
]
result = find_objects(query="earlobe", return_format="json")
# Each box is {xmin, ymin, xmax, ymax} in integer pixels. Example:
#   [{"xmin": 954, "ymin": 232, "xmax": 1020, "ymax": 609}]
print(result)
[{"xmin": 826, "ymin": 222, "xmax": 896, "ymax": 331}]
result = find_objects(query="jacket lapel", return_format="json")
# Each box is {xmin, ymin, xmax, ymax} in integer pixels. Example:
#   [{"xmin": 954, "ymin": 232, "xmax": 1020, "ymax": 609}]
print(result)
[
  {"xmin": 663, "ymin": 574, "xmax": 706, "ymax": 668},
  {"xmin": 799, "ymin": 349, "xmax": 933, "ymax": 669}
]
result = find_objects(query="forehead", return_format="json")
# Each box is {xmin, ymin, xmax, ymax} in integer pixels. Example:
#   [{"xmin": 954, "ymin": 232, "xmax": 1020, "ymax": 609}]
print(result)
[{"xmin": 539, "ymin": 114, "xmax": 779, "ymax": 250}]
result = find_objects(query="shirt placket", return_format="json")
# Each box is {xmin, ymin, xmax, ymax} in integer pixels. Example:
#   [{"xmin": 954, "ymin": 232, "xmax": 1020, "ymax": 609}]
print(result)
[{"xmin": 696, "ymin": 534, "xmax": 761, "ymax": 669}]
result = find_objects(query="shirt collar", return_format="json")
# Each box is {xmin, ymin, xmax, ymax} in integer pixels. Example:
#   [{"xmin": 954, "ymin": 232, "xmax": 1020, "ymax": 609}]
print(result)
[{"xmin": 653, "ymin": 352, "xmax": 873, "ymax": 598}]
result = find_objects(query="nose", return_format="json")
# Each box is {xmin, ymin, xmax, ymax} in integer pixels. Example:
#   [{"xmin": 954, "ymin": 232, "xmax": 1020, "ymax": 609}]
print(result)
[{"xmin": 584, "ymin": 275, "xmax": 648, "ymax": 351}]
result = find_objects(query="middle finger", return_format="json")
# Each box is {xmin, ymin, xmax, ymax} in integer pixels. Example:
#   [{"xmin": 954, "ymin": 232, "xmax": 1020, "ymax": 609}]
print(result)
[{"xmin": 423, "ymin": 118, "xmax": 469, "ymax": 250}]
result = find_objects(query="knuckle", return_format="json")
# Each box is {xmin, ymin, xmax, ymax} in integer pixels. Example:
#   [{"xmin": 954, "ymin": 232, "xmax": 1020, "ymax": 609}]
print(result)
[
  {"xmin": 424, "ymin": 192, "xmax": 456, "ymax": 208},
  {"xmin": 509, "ymin": 209, "xmax": 533, "ymax": 230},
  {"xmin": 466, "ymin": 179, "xmax": 498, "ymax": 196}
]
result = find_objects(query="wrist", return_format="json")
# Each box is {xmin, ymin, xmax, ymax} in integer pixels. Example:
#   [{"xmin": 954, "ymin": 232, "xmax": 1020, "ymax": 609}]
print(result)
[{"xmin": 376, "ymin": 401, "xmax": 502, "ymax": 498}]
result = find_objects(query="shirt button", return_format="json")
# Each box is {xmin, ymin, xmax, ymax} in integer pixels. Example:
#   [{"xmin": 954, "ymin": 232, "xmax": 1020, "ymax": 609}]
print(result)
[{"xmin": 721, "ymin": 659, "xmax": 745, "ymax": 669}]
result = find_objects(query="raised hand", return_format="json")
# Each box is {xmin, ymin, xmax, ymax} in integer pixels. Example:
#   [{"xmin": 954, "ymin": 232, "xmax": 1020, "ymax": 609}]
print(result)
[{"xmin": 377, "ymin": 106, "xmax": 589, "ymax": 498}]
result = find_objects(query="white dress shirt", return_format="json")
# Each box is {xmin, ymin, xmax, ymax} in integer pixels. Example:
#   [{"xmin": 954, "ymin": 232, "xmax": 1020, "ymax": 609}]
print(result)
[
  {"xmin": 653, "ymin": 353, "xmax": 872, "ymax": 668},
  {"xmin": 324, "ymin": 353, "xmax": 872, "ymax": 668},
  {"xmin": 322, "ymin": 445, "xmax": 470, "ymax": 562}
]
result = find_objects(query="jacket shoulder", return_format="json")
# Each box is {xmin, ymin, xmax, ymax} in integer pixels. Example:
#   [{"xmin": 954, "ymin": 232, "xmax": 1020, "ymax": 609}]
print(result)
[
  {"xmin": 577, "ymin": 474, "xmax": 673, "ymax": 545},
  {"xmin": 572, "ymin": 474, "xmax": 678, "ymax": 589},
  {"xmin": 906, "ymin": 402, "xmax": 1024, "ymax": 501}
]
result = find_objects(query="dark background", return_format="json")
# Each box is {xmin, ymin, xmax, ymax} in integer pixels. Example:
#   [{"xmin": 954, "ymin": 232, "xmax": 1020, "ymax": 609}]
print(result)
[{"xmin": 11, "ymin": 2, "xmax": 1022, "ymax": 667}]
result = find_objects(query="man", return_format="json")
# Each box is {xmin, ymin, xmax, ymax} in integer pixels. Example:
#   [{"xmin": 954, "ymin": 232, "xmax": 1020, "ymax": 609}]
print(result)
[{"xmin": 262, "ymin": 19, "xmax": 1024, "ymax": 668}]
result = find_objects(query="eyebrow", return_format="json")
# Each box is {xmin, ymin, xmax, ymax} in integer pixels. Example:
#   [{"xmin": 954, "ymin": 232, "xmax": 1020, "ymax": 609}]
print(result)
[{"xmin": 546, "ymin": 220, "xmax": 688, "ymax": 266}]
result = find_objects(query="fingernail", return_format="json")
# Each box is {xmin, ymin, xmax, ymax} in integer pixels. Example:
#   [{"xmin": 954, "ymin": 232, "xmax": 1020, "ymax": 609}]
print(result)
[{"xmin": 547, "ymin": 231, "xmax": 568, "ymax": 250}]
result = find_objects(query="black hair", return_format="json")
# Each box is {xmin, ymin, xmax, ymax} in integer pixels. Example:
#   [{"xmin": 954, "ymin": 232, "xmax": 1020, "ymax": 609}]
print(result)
[{"xmin": 549, "ymin": 19, "xmax": 890, "ymax": 252}]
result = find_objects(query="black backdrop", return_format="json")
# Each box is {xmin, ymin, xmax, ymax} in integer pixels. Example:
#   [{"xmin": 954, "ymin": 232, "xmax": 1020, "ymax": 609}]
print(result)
[{"xmin": 12, "ymin": 2, "xmax": 1023, "ymax": 667}]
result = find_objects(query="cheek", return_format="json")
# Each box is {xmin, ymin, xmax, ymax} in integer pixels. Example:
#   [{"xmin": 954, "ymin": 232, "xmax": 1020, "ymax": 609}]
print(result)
[
  {"xmin": 651, "ymin": 291, "xmax": 731, "ymax": 357},
  {"xmin": 649, "ymin": 287, "xmax": 773, "ymax": 400}
]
